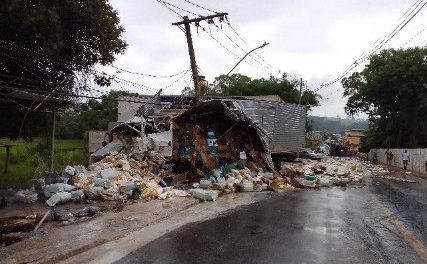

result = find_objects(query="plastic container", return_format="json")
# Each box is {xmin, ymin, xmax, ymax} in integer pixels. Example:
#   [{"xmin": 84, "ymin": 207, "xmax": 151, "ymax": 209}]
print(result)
[
  {"xmin": 207, "ymin": 132, "xmax": 218, "ymax": 154},
  {"xmin": 238, "ymin": 151, "xmax": 247, "ymax": 169},
  {"xmin": 200, "ymin": 179, "xmax": 213, "ymax": 189},
  {"xmin": 305, "ymin": 175, "xmax": 317, "ymax": 181}
]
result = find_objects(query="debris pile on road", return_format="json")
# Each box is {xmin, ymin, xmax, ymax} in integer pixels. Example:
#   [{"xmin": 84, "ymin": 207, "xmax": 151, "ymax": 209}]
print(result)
[
  {"xmin": 191, "ymin": 167, "xmax": 294, "ymax": 195},
  {"xmin": 16, "ymin": 151, "xmax": 414, "ymax": 208},
  {"xmin": 280, "ymin": 157, "xmax": 368, "ymax": 188},
  {"xmin": 71, "ymin": 151, "xmax": 188, "ymax": 201}
]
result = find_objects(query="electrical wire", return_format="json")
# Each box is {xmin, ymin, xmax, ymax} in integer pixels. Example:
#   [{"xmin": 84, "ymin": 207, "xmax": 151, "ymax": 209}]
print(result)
[
  {"xmin": 225, "ymin": 21, "xmax": 280, "ymax": 72},
  {"xmin": 402, "ymin": 25, "xmax": 427, "ymax": 46},
  {"xmin": 157, "ymin": 0, "xmax": 201, "ymax": 17},
  {"xmin": 198, "ymin": 25, "xmax": 263, "ymax": 72},
  {"xmin": 0, "ymin": 85, "xmax": 165, "ymax": 105},
  {"xmin": 111, "ymin": 65, "xmax": 190, "ymax": 78},
  {"xmin": 213, "ymin": 24, "xmax": 274, "ymax": 72},
  {"xmin": 162, "ymin": 71, "xmax": 191, "ymax": 94},
  {"xmin": 358, "ymin": 0, "xmax": 424, "ymax": 60},
  {"xmin": 317, "ymin": 0, "xmax": 427, "ymax": 92},
  {"xmin": 0, "ymin": 40, "xmax": 159, "ymax": 95},
  {"xmin": 181, "ymin": 0, "xmax": 218, "ymax": 14},
  {"xmin": 155, "ymin": 0, "xmax": 183, "ymax": 18},
  {"xmin": 360, "ymin": 0, "xmax": 427, "ymax": 61}
]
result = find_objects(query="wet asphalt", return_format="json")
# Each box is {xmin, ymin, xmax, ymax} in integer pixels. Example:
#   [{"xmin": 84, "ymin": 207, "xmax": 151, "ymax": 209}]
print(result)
[{"xmin": 116, "ymin": 175, "xmax": 427, "ymax": 264}]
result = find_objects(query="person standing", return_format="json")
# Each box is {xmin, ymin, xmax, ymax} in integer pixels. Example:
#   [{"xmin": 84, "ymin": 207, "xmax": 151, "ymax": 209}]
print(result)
[
  {"xmin": 402, "ymin": 150, "xmax": 410, "ymax": 170},
  {"xmin": 385, "ymin": 149, "xmax": 393, "ymax": 166}
]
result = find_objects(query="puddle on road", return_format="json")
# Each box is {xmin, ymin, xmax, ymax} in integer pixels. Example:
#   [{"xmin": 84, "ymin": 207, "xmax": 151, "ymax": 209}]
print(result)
[{"xmin": 303, "ymin": 225, "xmax": 340, "ymax": 236}]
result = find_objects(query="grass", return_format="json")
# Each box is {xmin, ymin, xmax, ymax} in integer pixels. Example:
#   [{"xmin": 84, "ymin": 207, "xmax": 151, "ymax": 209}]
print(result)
[{"xmin": 0, "ymin": 138, "xmax": 87, "ymax": 188}]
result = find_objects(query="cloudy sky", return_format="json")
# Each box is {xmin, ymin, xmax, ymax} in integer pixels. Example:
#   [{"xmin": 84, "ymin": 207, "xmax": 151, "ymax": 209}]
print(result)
[{"xmin": 104, "ymin": 0, "xmax": 427, "ymax": 118}]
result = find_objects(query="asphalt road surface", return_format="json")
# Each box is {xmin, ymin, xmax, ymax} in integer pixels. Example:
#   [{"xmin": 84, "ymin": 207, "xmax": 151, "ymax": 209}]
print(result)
[{"xmin": 116, "ymin": 175, "xmax": 427, "ymax": 264}]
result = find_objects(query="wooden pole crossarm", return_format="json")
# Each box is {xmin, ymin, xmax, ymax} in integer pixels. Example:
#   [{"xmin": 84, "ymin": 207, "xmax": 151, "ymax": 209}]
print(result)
[{"xmin": 172, "ymin": 13, "xmax": 228, "ymax": 26}]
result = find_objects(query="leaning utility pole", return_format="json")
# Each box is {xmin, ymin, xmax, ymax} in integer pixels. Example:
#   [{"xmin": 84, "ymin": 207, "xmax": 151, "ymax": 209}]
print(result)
[
  {"xmin": 173, "ymin": 13, "xmax": 228, "ymax": 103},
  {"xmin": 298, "ymin": 78, "xmax": 303, "ymax": 105}
]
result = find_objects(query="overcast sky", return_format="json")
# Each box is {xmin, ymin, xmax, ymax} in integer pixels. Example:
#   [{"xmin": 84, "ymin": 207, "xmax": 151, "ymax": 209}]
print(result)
[{"xmin": 104, "ymin": 0, "xmax": 427, "ymax": 118}]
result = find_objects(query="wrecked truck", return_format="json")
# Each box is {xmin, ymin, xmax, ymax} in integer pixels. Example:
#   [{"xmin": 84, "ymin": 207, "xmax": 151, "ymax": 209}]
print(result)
[
  {"xmin": 101, "ymin": 97, "xmax": 305, "ymax": 174},
  {"xmin": 172, "ymin": 99, "xmax": 306, "ymax": 172}
]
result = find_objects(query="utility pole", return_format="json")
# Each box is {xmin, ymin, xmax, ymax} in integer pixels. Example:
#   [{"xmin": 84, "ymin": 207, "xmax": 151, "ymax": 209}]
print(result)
[
  {"xmin": 50, "ymin": 110, "xmax": 56, "ymax": 172},
  {"xmin": 173, "ymin": 13, "xmax": 228, "ymax": 103},
  {"xmin": 297, "ymin": 78, "xmax": 303, "ymax": 160}
]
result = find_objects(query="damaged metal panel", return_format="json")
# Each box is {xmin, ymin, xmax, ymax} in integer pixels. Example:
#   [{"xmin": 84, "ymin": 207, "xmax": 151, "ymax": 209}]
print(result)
[
  {"xmin": 142, "ymin": 91, "xmax": 162, "ymax": 118},
  {"xmin": 272, "ymin": 103, "xmax": 306, "ymax": 153},
  {"xmin": 223, "ymin": 100, "xmax": 305, "ymax": 153},
  {"xmin": 228, "ymin": 100, "xmax": 276, "ymax": 136}
]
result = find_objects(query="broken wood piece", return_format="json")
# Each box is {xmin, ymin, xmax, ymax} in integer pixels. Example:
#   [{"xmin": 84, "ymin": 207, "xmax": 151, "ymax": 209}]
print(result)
[{"xmin": 33, "ymin": 209, "xmax": 51, "ymax": 232}]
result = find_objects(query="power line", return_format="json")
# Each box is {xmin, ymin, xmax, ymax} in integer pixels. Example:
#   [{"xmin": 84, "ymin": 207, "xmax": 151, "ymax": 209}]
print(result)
[
  {"xmin": 181, "ymin": 0, "xmax": 218, "ymax": 14},
  {"xmin": 317, "ymin": 0, "xmax": 427, "ymax": 92},
  {"xmin": 157, "ymin": 0, "xmax": 201, "ymax": 17},
  {"xmin": 155, "ymin": 0, "xmax": 183, "ymax": 18},
  {"xmin": 0, "ymin": 40, "xmax": 158, "ymax": 94},
  {"xmin": 162, "ymin": 70, "xmax": 192, "ymax": 94},
  {"xmin": 397, "ymin": 0, "xmax": 425, "ymax": 24},
  {"xmin": 360, "ymin": 0, "xmax": 427, "ymax": 61},
  {"xmin": 0, "ymin": 85, "xmax": 165, "ymax": 105},
  {"xmin": 213, "ymin": 24, "xmax": 274, "ymax": 72},
  {"xmin": 402, "ymin": 25, "xmax": 427, "ymax": 46},
  {"xmin": 358, "ymin": 0, "xmax": 424, "ymax": 60},
  {"xmin": 198, "ymin": 25, "xmax": 263, "ymax": 72},
  {"xmin": 111, "ymin": 65, "xmax": 190, "ymax": 78},
  {"xmin": 225, "ymin": 21, "xmax": 280, "ymax": 72}
]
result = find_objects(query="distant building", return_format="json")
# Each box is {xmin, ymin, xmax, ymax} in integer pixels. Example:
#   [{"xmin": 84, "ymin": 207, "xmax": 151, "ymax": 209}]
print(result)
[{"xmin": 344, "ymin": 129, "xmax": 366, "ymax": 152}]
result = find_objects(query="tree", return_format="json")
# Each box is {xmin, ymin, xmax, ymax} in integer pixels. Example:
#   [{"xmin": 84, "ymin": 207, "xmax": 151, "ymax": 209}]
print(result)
[
  {"xmin": 343, "ymin": 47, "xmax": 427, "ymax": 148},
  {"xmin": 0, "ymin": 0, "xmax": 127, "ymax": 94},
  {"xmin": 212, "ymin": 73, "xmax": 321, "ymax": 110},
  {"xmin": 56, "ymin": 90, "xmax": 138, "ymax": 138}
]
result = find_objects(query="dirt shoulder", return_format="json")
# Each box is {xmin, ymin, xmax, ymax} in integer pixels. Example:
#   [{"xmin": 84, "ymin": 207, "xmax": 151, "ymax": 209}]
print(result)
[
  {"xmin": 0, "ymin": 192, "xmax": 274, "ymax": 264},
  {"xmin": 0, "ymin": 197, "xmax": 198, "ymax": 264}
]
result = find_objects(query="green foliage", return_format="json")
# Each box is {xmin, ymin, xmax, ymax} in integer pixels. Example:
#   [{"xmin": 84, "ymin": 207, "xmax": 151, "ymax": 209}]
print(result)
[
  {"xmin": 213, "ymin": 73, "xmax": 321, "ymax": 110},
  {"xmin": 0, "ymin": 139, "xmax": 86, "ymax": 188},
  {"xmin": 56, "ymin": 90, "xmax": 138, "ymax": 138},
  {"xmin": 0, "ymin": 0, "xmax": 127, "ymax": 91},
  {"xmin": 343, "ymin": 47, "xmax": 427, "ymax": 148}
]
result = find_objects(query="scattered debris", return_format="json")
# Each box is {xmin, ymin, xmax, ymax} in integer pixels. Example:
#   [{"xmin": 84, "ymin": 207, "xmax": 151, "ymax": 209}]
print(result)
[
  {"xmin": 376, "ymin": 176, "xmax": 417, "ymax": 183},
  {"xmin": 190, "ymin": 189, "xmax": 219, "ymax": 201},
  {"xmin": 46, "ymin": 192, "xmax": 73, "ymax": 206},
  {"xmin": 15, "ymin": 189, "xmax": 38, "ymax": 204}
]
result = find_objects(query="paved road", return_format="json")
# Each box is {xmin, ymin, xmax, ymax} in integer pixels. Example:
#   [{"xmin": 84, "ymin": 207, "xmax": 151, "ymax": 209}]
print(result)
[{"xmin": 116, "ymin": 176, "xmax": 427, "ymax": 264}]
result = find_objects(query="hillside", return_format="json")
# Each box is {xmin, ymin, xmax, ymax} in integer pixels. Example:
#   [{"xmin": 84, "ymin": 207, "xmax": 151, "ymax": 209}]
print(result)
[{"xmin": 308, "ymin": 116, "xmax": 369, "ymax": 134}]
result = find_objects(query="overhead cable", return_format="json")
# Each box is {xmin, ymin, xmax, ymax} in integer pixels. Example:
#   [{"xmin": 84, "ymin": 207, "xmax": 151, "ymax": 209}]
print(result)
[
  {"xmin": 157, "ymin": 0, "xmax": 201, "ymax": 17},
  {"xmin": 155, "ymin": 0, "xmax": 183, "ymax": 18},
  {"xmin": 111, "ymin": 65, "xmax": 190, "ymax": 78},
  {"xmin": 317, "ymin": 0, "xmax": 427, "ymax": 92},
  {"xmin": 181, "ymin": 0, "xmax": 218, "ymax": 13}
]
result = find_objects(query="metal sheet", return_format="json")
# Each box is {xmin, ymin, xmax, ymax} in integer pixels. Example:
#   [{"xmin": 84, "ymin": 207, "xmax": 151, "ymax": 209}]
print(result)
[
  {"xmin": 272, "ymin": 103, "xmax": 306, "ymax": 153},
  {"xmin": 224, "ymin": 100, "xmax": 305, "ymax": 153}
]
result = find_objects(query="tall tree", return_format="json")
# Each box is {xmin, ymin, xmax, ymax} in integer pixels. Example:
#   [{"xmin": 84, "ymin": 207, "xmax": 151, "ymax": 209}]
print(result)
[
  {"xmin": 0, "ymin": 0, "xmax": 127, "ymax": 94},
  {"xmin": 212, "ymin": 73, "xmax": 321, "ymax": 110},
  {"xmin": 343, "ymin": 47, "xmax": 427, "ymax": 148}
]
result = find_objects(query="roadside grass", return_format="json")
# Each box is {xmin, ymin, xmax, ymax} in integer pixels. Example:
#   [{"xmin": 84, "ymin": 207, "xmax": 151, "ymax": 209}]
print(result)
[{"xmin": 0, "ymin": 139, "xmax": 87, "ymax": 188}]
